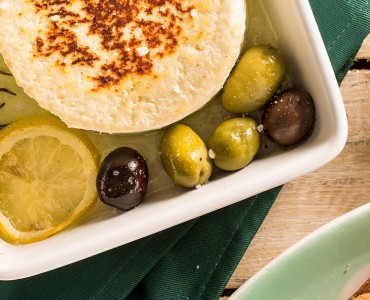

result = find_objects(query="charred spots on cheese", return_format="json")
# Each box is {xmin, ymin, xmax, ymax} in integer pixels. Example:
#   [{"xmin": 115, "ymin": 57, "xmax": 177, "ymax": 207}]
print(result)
[
  {"xmin": 29, "ymin": 0, "xmax": 196, "ymax": 89},
  {"xmin": 40, "ymin": 25, "xmax": 99, "ymax": 67},
  {"xmin": 32, "ymin": 1, "xmax": 99, "ymax": 66},
  {"xmin": 35, "ymin": 37, "xmax": 44, "ymax": 53}
]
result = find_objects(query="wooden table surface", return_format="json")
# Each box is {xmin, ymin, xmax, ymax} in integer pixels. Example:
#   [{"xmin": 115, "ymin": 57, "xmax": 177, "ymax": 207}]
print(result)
[{"xmin": 222, "ymin": 34, "xmax": 370, "ymax": 298}]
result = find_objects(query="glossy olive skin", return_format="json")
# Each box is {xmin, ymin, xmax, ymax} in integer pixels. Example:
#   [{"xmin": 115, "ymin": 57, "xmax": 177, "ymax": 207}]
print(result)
[
  {"xmin": 222, "ymin": 45, "xmax": 286, "ymax": 113},
  {"xmin": 159, "ymin": 124, "xmax": 212, "ymax": 188},
  {"xmin": 208, "ymin": 117, "xmax": 260, "ymax": 171},
  {"xmin": 262, "ymin": 89, "xmax": 315, "ymax": 147},
  {"xmin": 96, "ymin": 147, "xmax": 149, "ymax": 211}
]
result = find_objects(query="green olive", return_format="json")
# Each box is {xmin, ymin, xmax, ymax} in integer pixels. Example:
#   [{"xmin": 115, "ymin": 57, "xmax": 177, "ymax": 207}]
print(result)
[
  {"xmin": 208, "ymin": 117, "xmax": 260, "ymax": 171},
  {"xmin": 159, "ymin": 124, "xmax": 213, "ymax": 188},
  {"xmin": 222, "ymin": 45, "xmax": 286, "ymax": 113}
]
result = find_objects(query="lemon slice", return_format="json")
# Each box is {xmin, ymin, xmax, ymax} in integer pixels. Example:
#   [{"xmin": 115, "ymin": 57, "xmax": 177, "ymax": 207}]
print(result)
[{"xmin": 0, "ymin": 116, "xmax": 99, "ymax": 244}]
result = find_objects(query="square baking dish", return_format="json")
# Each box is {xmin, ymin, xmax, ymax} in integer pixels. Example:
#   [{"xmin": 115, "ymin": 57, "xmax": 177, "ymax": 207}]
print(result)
[{"xmin": 0, "ymin": 0, "xmax": 348, "ymax": 280}]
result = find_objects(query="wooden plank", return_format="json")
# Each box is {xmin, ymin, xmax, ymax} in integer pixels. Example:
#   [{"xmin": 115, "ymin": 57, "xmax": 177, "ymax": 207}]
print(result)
[
  {"xmin": 357, "ymin": 34, "xmax": 370, "ymax": 60},
  {"xmin": 224, "ymin": 69, "xmax": 370, "ymax": 290}
]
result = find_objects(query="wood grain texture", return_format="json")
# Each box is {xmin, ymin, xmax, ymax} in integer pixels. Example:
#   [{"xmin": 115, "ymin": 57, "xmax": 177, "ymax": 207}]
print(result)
[
  {"xmin": 357, "ymin": 34, "xmax": 370, "ymax": 59},
  {"xmin": 223, "ymin": 34, "xmax": 370, "ymax": 294}
]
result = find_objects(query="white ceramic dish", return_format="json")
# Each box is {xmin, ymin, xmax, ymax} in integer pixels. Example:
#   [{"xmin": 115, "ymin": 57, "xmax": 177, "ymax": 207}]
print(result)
[{"xmin": 0, "ymin": 0, "xmax": 348, "ymax": 280}]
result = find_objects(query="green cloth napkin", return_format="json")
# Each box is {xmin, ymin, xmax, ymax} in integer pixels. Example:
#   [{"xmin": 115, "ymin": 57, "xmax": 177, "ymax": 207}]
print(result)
[{"xmin": 1, "ymin": 1, "xmax": 369, "ymax": 299}]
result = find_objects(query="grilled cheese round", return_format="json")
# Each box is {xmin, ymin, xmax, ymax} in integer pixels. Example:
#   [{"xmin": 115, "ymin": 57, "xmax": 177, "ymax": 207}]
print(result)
[{"xmin": 0, "ymin": 0, "xmax": 247, "ymax": 133}]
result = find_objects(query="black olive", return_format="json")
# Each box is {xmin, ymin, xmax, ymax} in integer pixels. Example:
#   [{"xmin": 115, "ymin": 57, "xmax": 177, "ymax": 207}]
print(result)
[
  {"xmin": 96, "ymin": 147, "xmax": 149, "ymax": 211},
  {"xmin": 261, "ymin": 89, "xmax": 315, "ymax": 147}
]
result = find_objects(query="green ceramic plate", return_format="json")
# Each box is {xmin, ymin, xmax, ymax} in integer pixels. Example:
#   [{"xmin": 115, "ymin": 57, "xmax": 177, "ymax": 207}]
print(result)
[{"xmin": 231, "ymin": 203, "xmax": 370, "ymax": 300}]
